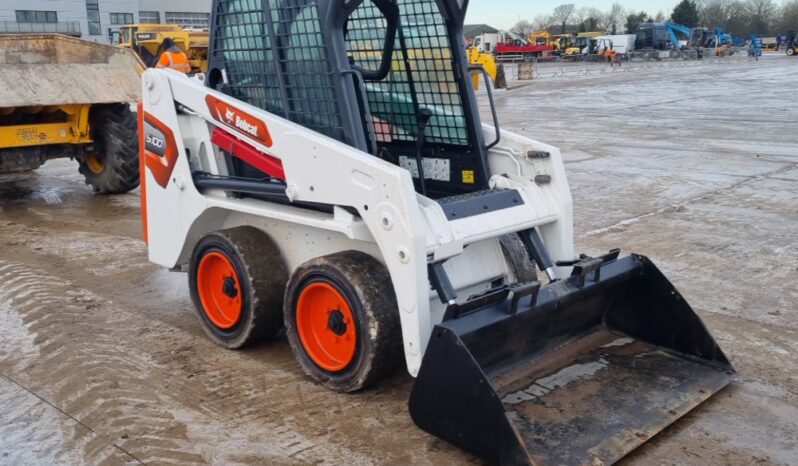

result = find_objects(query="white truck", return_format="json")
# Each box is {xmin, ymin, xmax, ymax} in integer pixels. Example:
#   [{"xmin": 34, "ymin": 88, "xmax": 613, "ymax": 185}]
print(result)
[{"xmin": 595, "ymin": 34, "xmax": 636, "ymax": 56}]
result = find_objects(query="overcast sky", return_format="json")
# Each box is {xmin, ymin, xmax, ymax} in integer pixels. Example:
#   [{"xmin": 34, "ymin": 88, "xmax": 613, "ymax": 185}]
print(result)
[{"xmin": 464, "ymin": 1, "xmax": 680, "ymax": 30}]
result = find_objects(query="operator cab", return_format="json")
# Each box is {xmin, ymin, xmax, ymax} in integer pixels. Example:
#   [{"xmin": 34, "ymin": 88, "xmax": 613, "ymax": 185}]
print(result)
[
  {"xmin": 207, "ymin": 0, "xmax": 497, "ymax": 200},
  {"xmin": 343, "ymin": 1, "xmax": 494, "ymax": 197}
]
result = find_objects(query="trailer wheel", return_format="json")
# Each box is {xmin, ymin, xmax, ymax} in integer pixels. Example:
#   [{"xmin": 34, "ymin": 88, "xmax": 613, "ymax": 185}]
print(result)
[
  {"xmin": 78, "ymin": 104, "xmax": 139, "ymax": 194},
  {"xmin": 0, "ymin": 148, "xmax": 46, "ymax": 174},
  {"xmin": 284, "ymin": 251, "xmax": 401, "ymax": 393},
  {"xmin": 189, "ymin": 227, "xmax": 288, "ymax": 349},
  {"xmin": 788, "ymin": 48, "xmax": 795, "ymax": 56},
  {"xmin": 500, "ymin": 234, "xmax": 538, "ymax": 283}
]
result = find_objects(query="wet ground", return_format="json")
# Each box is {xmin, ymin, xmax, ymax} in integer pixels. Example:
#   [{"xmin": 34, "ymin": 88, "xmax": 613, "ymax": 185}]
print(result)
[{"xmin": 1, "ymin": 55, "xmax": 797, "ymax": 465}]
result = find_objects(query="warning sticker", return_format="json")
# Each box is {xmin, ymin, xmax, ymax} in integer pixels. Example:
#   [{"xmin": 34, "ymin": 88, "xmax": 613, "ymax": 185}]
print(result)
[
  {"xmin": 462, "ymin": 170, "xmax": 475, "ymax": 184},
  {"xmin": 15, "ymin": 128, "xmax": 39, "ymax": 142},
  {"xmin": 399, "ymin": 156, "xmax": 451, "ymax": 182}
]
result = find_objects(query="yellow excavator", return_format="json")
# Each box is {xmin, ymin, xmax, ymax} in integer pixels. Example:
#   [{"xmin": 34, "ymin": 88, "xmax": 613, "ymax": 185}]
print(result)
[
  {"xmin": 116, "ymin": 24, "xmax": 209, "ymax": 73},
  {"xmin": 552, "ymin": 33, "xmax": 575, "ymax": 54},
  {"xmin": 466, "ymin": 45, "xmax": 505, "ymax": 90},
  {"xmin": 527, "ymin": 30, "xmax": 552, "ymax": 47},
  {"xmin": 566, "ymin": 31, "xmax": 603, "ymax": 55}
]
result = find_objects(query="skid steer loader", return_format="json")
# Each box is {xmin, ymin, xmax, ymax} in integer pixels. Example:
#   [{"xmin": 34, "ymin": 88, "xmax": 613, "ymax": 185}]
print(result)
[
  {"xmin": 0, "ymin": 34, "xmax": 141, "ymax": 192},
  {"xmin": 140, "ymin": 0, "xmax": 734, "ymax": 464}
]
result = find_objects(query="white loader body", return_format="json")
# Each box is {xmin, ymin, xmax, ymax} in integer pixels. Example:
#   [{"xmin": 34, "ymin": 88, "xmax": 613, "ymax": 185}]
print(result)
[{"xmin": 141, "ymin": 69, "xmax": 574, "ymax": 376}]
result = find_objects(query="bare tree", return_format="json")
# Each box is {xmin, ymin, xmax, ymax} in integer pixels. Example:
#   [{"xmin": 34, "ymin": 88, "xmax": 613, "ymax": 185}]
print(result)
[
  {"xmin": 511, "ymin": 20, "xmax": 536, "ymax": 36},
  {"xmin": 655, "ymin": 10, "xmax": 667, "ymax": 21},
  {"xmin": 699, "ymin": 0, "xmax": 730, "ymax": 26},
  {"xmin": 727, "ymin": 1, "xmax": 753, "ymax": 35},
  {"xmin": 602, "ymin": 3, "xmax": 627, "ymax": 34},
  {"xmin": 698, "ymin": 0, "xmax": 746, "ymax": 32},
  {"xmin": 778, "ymin": 0, "xmax": 798, "ymax": 32},
  {"xmin": 532, "ymin": 14, "xmax": 552, "ymax": 31},
  {"xmin": 551, "ymin": 4, "xmax": 576, "ymax": 33},
  {"xmin": 584, "ymin": 8, "xmax": 603, "ymax": 30},
  {"xmin": 745, "ymin": 0, "xmax": 776, "ymax": 34},
  {"xmin": 572, "ymin": 7, "xmax": 590, "ymax": 27}
]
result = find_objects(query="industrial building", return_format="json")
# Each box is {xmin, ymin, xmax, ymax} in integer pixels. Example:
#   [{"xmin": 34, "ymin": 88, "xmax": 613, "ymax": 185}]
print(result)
[{"xmin": 0, "ymin": 0, "xmax": 212, "ymax": 43}]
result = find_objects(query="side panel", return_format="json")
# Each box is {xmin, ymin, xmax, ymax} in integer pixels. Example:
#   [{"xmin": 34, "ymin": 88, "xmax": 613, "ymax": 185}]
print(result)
[
  {"xmin": 143, "ymin": 70, "xmax": 434, "ymax": 376},
  {"xmin": 141, "ymin": 72, "xmax": 197, "ymax": 267}
]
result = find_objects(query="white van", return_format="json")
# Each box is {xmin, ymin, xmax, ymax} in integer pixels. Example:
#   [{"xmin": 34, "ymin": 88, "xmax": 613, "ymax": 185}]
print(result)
[{"xmin": 595, "ymin": 34, "xmax": 636, "ymax": 55}]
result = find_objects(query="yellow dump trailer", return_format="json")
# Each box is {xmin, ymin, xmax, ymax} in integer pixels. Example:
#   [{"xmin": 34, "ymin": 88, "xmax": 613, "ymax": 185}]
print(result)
[{"xmin": 0, "ymin": 34, "xmax": 141, "ymax": 193}]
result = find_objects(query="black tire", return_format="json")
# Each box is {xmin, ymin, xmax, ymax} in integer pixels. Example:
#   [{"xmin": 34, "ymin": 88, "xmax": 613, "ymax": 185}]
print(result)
[
  {"xmin": 78, "ymin": 103, "xmax": 139, "ymax": 194},
  {"xmin": 788, "ymin": 48, "xmax": 795, "ymax": 56},
  {"xmin": 188, "ymin": 227, "xmax": 288, "ymax": 349},
  {"xmin": 284, "ymin": 251, "xmax": 402, "ymax": 393},
  {"xmin": 0, "ymin": 148, "xmax": 46, "ymax": 174},
  {"xmin": 499, "ymin": 234, "xmax": 538, "ymax": 284}
]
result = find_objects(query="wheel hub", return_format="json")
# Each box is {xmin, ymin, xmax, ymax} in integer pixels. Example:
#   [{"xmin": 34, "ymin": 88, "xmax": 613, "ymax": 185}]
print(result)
[
  {"xmin": 222, "ymin": 276, "xmax": 238, "ymax": 298},
  {"xmin": 327, "ymin": 309, "xmax": 347, "ymax": 336},
  {"xmin": 196, "ymin": 251, "xmax": 243, "ymax": 330},
  {"xmin": 85, "ymin": 153, "xmax": 105, "ymax": 174}
]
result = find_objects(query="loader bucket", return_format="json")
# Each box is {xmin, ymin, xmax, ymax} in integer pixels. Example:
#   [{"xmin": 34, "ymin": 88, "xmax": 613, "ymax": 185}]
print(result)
[
  {"xmin": 0, "ymin": 34, "xmax": 141, "ymax": 108},
  {"xmin": 409, "ymin": 254, "xmax": 734, "ymax": 466}
]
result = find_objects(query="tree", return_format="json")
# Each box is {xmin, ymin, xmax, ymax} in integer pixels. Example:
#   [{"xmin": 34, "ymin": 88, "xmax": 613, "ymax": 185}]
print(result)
[
  {"xmin": 532, "ymin": 14, "xmax": 552, "ymax": 32},
  {"xmin": 699, "ymin": 0, "xmax": 730, "ymax": 27},
  {"xmin": 572, "ymin": 7, "xmax": 590, "ymax": 29},
  {"xmin": 672, "ymin": 0, "xmax": 700, "ymax": 26},
  {"xmin": 584, "ymin": 7, "xmax": 603, "ymax": 31},
  {"xmin": 625, "ymin": 11, "xmax": 648, "ymax": 33},
  {"xmin": 602, "ymin": 3, "xmax": 627, "ymax": 33},
  {"xmin": 551, "ymin": 4, "xmax": 576, "ymax": 33},
  {"xmin": 511, "ymin": 20, "xmax": 535, "ymax": 36},
  {"xmin": 745, "ymin": 0, "xmax": 776, "ymax": 34},
  {"xmin": 726, "ymin": 1, "xmax": 752, "ymax": 36},
  {"xmin": 655, "ymin": 10, "xmax": 667, "ymax": 21},
  {"xmin": 698, "ymin": 0, "xmax": 752, "ymax": 36},
  {"xmin": 777, "ymin": 1, "xmax": 798, "ymax": 33}
]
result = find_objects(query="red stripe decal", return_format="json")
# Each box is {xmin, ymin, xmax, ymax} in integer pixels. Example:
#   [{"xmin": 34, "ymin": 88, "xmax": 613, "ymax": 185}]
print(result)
[{"xmin": 211, "ymin": 127, "xmax": 285, "ymax": 181}]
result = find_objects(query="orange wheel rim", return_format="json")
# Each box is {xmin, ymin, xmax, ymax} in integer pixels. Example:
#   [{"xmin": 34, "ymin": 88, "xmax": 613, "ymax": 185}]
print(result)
[
  {"xmin": 296, "ymin": 282, "xmax": 357, "ymax": 372},
  {"xmin": 196, "ymin": 251, "xmax": 243, "ymax": 329}
]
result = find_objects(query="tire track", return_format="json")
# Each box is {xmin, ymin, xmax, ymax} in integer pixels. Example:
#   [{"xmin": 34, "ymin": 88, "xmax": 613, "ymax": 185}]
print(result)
[
  {"xmin": 0, "ymin": 261, "xmax": 205, "ymax": 464},
  {"xmin": 0, "ymin": 222, "xmax": 426, "ymax": 462},
  {"xmin": 0, "ymin": 206, "xmax": 468, "ymax": 464},
  {"xmin": 583, "ymin": 161, "xmax": 798, "ymax": 237},
  {"xmin": 0, "ymin": 260, "xmax": 385, "ymax": 465},
  {"xmin": 0, "ymin": 374, "xmax": 137, "ymax": 466}
]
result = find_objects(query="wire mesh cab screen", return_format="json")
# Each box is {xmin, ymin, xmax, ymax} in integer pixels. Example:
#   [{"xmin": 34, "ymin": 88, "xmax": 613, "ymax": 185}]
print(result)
[
  {"xmin": 211, "ymin": 0, "xmax": 345, "ymax": 142},
  {"xmin": 209, "ymin": 0, "xmax": 484, "ymax": 195},
  {"xmin": 346, "ymin": 0, "xmax": 482, "ymax": 194}
]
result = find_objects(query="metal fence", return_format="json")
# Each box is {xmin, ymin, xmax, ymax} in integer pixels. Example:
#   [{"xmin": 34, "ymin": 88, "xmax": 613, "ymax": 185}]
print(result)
[
  {"xmin": 499, "ymin": 48, "xmax": 750, "ymax": 81},
  {"xmin": 0, "ymin": 21, "xmax": 82, "ymax": 36}
]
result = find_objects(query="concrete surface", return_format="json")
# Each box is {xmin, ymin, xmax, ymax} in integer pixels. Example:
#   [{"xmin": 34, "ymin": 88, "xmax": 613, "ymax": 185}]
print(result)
[{"xmin": 1, "ymin": 55, "xmax": 796, "ymax": 465}]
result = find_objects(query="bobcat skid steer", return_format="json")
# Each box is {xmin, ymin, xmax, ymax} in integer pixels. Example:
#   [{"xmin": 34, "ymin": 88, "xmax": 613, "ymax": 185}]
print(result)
[{"xmin": 140, "ymin": 0, "xmax": 734, "ymax": 464}]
